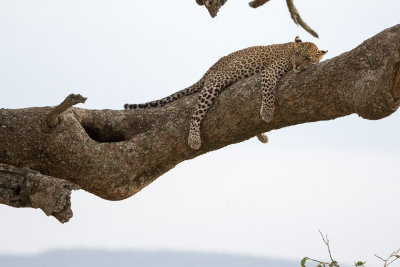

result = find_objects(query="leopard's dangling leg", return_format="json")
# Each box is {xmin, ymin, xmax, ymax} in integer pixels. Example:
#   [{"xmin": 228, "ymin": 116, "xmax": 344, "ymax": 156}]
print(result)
[
  {"xmin": 258, "ymin": 62, "xmax": 289, "ymax": 143},
  {"xmin": 188, "ymin": 76, "xmax": 231, "ymax": 150},
  {"xmin": 256, "ymin": 133, "xmax": 269, "ymax": 143},
  {"xmin": 260, "ymin": 62, "xmax": 288, "ymax": 122}
]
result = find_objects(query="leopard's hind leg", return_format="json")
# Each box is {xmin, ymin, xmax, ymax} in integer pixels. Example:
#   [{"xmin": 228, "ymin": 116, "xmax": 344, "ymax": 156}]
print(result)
[{"xmin": 188, "ymin": 75, "xmax": 232, "ymax": 150}]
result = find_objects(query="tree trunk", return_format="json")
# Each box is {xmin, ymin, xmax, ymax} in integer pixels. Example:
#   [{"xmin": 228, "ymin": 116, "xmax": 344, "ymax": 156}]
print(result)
[{"xmin": 1, "ymin": 25, "xmax": 400, "ymax": 222}]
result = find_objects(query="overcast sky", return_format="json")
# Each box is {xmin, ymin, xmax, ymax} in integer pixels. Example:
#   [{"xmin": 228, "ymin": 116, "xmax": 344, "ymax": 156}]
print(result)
[{"xmin": 1, "ymin": 1, "xmax": 400, "ymax": 267}]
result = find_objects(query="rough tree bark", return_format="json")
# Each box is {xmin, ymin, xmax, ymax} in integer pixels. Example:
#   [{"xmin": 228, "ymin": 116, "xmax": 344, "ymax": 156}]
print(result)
[
  {"xmin": 0, "ymin": 163, "xmax": 78, "ymax": 223},
  {"xmin": 1, "ymin": 25, "xmax": 400, "ymax": 222}
]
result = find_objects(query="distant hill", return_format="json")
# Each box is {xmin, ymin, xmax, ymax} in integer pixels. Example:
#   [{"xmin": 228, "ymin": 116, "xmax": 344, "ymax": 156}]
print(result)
[{"xmin": 0, "ymin": 249, "xmax": 299, "ymax": 267}]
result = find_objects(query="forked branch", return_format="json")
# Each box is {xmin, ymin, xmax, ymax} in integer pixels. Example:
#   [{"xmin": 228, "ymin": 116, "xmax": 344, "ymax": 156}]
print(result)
[
  {"xmin": 375, "ymin": 249, "xmax": 400, "ymax": 267},
  {"xmin": 319, "ymin": 230, "xmax": 336, "ymax": 263}
]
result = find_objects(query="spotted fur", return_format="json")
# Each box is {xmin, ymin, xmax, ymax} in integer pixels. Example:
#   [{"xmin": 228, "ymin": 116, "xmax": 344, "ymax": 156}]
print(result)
[{"xmin": 125, "ymin": 37, "xmax": 327, "ymax": 150}]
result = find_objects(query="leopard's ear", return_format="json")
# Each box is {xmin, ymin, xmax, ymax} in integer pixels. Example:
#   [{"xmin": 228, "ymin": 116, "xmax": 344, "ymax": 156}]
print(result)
[
  {"xmin": 319, "ymin": 50, "xmax": 328, "ymax": 55},
  {"xmin": 295, "ymin": 36, "xmax": 302, "ymax": 43}
]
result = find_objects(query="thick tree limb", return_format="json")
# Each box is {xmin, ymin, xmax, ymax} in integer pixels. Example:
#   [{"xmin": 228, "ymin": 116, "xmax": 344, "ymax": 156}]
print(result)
[
  {"xmin": 0, "ymin": 26, "xmax": 400, "ymax": 220},
  {"xmin": 0, "ymin": 163, "xmax": 79, "ymax": 223}
]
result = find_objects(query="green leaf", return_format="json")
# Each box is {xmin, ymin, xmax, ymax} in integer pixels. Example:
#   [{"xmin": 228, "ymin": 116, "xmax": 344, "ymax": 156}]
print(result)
[
  {"xmin": 301, "ymin": 257, "xmax": 308, "ymax": 267},
  {"xmin": 355, "ymin": 261, "xmax": 365, "ymax": 266}
]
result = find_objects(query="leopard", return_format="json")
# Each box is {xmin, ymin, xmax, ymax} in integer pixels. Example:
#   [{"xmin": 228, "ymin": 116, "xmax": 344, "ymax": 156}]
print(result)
[{"xmin": 124, "ymin": 36, "xmax": 327, "ymax": 150}]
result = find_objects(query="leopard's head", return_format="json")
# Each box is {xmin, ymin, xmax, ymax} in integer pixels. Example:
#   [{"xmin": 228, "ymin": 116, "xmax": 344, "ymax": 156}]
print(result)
[{"xmin": 291, "ymin": 36, "xmax": 327, "ymax": 73}]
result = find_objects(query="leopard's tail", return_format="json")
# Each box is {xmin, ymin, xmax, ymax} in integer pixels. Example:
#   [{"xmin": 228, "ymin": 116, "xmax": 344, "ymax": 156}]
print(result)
[{"xmin": 124, "ymin": 79, "xmax": 204, "ymax": 110}]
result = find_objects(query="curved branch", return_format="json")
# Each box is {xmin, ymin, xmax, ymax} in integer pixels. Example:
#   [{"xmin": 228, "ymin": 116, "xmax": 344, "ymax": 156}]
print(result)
[
  {"xmin": 0, "ymin": 163, "xmax": 79, "ymax": 223},
  {"xmin": 0, "ymin": 25, "xmax": 399, "ymax": 207},
  {"xmin": 46, "ymin": 93, "xmax": 87, "ymax": 128},
  {"xmin": 286, "ymin": 0, "xmax": 318, "ymax": 38}
]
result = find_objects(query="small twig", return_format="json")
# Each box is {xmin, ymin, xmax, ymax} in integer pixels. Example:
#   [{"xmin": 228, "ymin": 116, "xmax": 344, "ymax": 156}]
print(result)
[
  {"xmin": 286, "ymin": 0, "xmax": 319, "ymax": 38},
  {"xmin": 45, "ymin": 93, "xmax": 87, "ymax": 128},
  {"xmin": 306, "ymin": 257, "xmax": 330, "ymax": 265},
  {"xmin": 375, "ymin": 248, "xmax": 400, "ymax": 267},
  {"xmin": 248, "ymin": 0, "xmax": 270, "ymax": 8},
  {"xmin": 375, "ymin": 254, "xmax": 387, "ymax": 262},
  {"xmin": 387, "ymin": 257, "xmax": 399, "ymax": 266},
  {"xmin": 301, "ymin": 232, "xmax": 340, "ymax": 267},
  {"xmin": 319, "ymin": 230, "xmax": 335, "ymax": 263}
]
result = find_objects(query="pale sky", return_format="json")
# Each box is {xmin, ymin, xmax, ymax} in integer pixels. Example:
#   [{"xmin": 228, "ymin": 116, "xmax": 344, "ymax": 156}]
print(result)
[{"xmin": 1, "ymin": 1, "xmax": 400, "ymax": 267}]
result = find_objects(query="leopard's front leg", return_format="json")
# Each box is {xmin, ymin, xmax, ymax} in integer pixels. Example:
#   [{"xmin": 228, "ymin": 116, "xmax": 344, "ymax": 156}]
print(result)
[
  {"xmin": 260, "ymin": 62, "xmax": 288, "ymax": 122},
  {"xmin": 188, "ymin": 76, "xmax": 231, "ymax": 150}
]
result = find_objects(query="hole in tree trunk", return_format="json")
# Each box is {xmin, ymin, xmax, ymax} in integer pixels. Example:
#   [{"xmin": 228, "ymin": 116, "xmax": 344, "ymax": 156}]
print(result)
[{"xmin": 82, "ymin": 124, "xmax": 127, "ymax": 143}]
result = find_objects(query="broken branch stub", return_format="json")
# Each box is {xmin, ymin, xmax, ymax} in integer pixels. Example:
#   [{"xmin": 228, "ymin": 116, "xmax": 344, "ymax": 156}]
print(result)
[
  {"xmin": 196, "ymin": 0, "xmax": 228, "ymax": 17},
  {"xmin": 249, "ymin": 0, "xmax": 270, "ymax": 8},
  {"xmin": 46, "ymin": 93, "xmax": 87, "ymax": 128}
]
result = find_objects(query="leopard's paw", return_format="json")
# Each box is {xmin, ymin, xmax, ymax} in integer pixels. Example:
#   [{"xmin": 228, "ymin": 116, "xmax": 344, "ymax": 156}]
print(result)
[
  {"xmin": 257, "ymin": 133, "xmax": 269, "ymax": 144},
  {"xmin": 188, "ymin": 131, "xmax": 201, "ymax": 150},
  {"xmin": 260, "ymin": 108, "xmax": 274, "ymax": 122}
]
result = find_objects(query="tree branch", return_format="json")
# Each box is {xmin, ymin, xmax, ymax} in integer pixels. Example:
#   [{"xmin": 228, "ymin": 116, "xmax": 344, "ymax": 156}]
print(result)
[
  {"xmin": 196, "ymin": 0, "xmax": 228, "ymax": 17},
  {"xmin": 248, "ymin": 0, "xmax": 270, "ymax": 8},
  {"xmin": 375, "ymin": 249, "xmax": 400, "ymax": 267},
  {"xmin": 197, "ymin": 0, "xmax": 319, "ymax": 37},
  {"xmin": 0, "ymin": 25, "xmax": 399, "ymax": 220},
  {"xmin": 319, "ymin": 231, "xmax": 336, "ymax": 264},
  {"xmin": 46, "ymin": 93, "xmax": 87, "ymax": 128},
  {"xmin": 0, "ymin": 163, "xmax": 79, "ymax": 223},
  {"xmin": 286, "ymin": 0, "xmax": 318, "ymax": 38}
]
